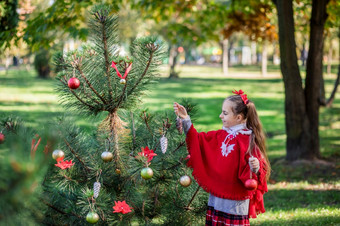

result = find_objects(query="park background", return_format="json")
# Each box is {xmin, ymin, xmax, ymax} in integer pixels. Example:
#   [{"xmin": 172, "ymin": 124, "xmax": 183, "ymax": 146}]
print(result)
[{"xmin": 0, "ymin": 0, "xmax": 339, "ymax": 225}]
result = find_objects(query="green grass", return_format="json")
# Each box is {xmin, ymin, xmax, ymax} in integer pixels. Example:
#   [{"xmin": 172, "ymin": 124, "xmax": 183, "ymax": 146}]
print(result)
[{"xmin": 1, "ymin": 65, "xmax": 339, "ymax": 225}]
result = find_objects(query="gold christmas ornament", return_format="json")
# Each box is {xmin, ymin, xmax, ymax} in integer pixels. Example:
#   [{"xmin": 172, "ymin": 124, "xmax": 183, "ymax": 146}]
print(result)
[
  {"xmin": 179, "ymin": 175, "xmax": 192, "ymax": 187},
  {"xmin": 120, "ymin": 79, "xmax": 126, "ymax": 84},
  {"xmin": 52, "ymin": 149, "xmax": 65, "ymax": 160},
  {"xmin": 101, "ymin": 151, "xmax": 113, "ymax": 162}
]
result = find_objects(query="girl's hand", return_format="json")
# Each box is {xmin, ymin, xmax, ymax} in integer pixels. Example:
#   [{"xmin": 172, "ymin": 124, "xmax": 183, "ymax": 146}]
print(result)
[
  {"xmin": 249, "ymin": 156, "xmax": 260, "ymax": 173},
  {"xmin": 173, "ymin": 102, "xmax": 188, "ymax": 119}
]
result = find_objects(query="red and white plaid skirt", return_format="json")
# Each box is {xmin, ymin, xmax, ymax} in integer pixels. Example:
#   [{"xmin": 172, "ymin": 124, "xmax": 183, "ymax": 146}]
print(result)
[{"xmin": 205, "ymin": 206, "xmax": 250, "ymax": 226}]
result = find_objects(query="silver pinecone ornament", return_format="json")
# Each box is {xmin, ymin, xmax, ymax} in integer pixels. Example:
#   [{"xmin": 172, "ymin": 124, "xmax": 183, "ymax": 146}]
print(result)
[
  {"xmin": 93, "ymin": 182, "xmax": 101, "ymax": 199},
  {"xmin": 160, "ymin": 135, "xmax": 168, "ymax": 154}
]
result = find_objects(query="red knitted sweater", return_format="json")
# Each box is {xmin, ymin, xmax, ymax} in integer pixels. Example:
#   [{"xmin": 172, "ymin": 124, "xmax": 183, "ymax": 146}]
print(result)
[{"xmin": 186, "ymin": 124, "xmax": 268, "ymax": 218}]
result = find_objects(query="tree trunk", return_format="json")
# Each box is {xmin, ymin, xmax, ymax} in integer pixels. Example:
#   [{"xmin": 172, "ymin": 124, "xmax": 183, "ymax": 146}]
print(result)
[
  {"xmin": 251, "ymin": 41, "xmax": 257, "ymax": 65},
  {"xmin": 301, "ymin": 44, "xmax": 307, "ymax": 67},
  {"xmin": 169, "ymin": 45, "xmax": 179, "ymax": 78},
  {"xmin": 222, "ymin": 39, "xmax": 229, "ymax": 76},
  {"xmin": 261, "ymin": 40, "xmax": 267, "ymax": 76},
  {"xmin": 273, "ymin": 42, "xmax": 280, "ymax": 65},
  {"xmin": 327, "ymin": 43, "xmax": 333, "ymax": 75},
  {"xmin": 275, "ymin": 0, "xmax": 311, "ymax": 161},
  {"xmin": 228, "ymin": 40, "xmax": 234, "ymax": 66},
  {"xmin": 305, "ymin": 0, "xmax": 330, "ymax": 159}
]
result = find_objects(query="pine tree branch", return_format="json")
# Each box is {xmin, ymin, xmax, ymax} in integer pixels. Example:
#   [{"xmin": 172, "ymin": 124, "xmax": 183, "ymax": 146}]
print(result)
[
  {"xmin": 81, "ymin": 83, "xmax": 103, "ymax": 106},
  {"xmin": 63, "ymin": 138, "xmax": 91, "ymax": 174},
  {"xmin": 77, "ymin": 66, "xmax": 107, "ymax": 105},
  {"xmin": 116, "ymin": 80, "xmax": 128, "ymax": 109},
  {"xmin": 61, "ymin": 78, "xmax": 97, "ymax": 110},
  {"xmin": 185, "ymin": 186, "xmax": 200, "ymax": 210},
  {"xmin": 173, "ymin": 141, "xmax": 186, "ymax": 153},
  {"xmin": 101, "ymin": 19, "xmax": 114, "ymax": 103},
  {"xmin": 141, "ymin": 111, "xmax": 154, "ymax": 137},
  {"xmin": 130, "ymin": 112, "xmax": 136, "ymax": 150},
  {"xmin": 42, "ymin": 199, "xmax": 82, "ymax": 219},
  {"xmin": 128, "ymin": 49, "xmax": 155, "ymax": 96}
]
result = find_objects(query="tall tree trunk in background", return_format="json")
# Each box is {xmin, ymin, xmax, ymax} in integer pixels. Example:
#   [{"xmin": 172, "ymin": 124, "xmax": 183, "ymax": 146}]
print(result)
[
  {"xmin": 261, "ymin": 40, "xmax": 267, "ymax": 76},
  {"xmin": 228, "ymin": 39, "xmax": 234, "ymax": 66},
  {"xmin": 273, "ymin": 42, "xmax": 280, "ymax": 65},
  {"xmin": 251, "ymin": 41, "xmax": 257, "ymax": 65},
  {"xmin": 275, "ymin": 0, "xmax": 311, "ymax": 161},
  {"xmin": 327, "ymin": 43, "xmax": 333, "ymax": 75},
  {"xmin": 169, "ymin": 45, "xmax": 179, "ymax": 78},
  {"xmin": 301, "ymin": 44, "xmax": 307, "ymax": 67},
  {"xmin": 305, "ymin": 0, "xmax": 330, "ymax": 158},
  {"xmin": 275, "ymin": 0, "xmax": 329, "ymax": 160},
  {"xmin": 222, "ymin": 39, "xmax": 229, "ymax": 76}
]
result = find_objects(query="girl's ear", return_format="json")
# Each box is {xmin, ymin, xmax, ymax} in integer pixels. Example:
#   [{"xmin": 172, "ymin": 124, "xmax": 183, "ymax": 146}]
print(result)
[{"xmin": 236, "ymin": 114, "xmax": 244, "ymax": 122}]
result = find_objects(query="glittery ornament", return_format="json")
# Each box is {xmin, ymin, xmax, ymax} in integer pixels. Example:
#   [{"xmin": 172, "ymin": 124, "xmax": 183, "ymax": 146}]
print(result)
[
  {"xmin": 160, "ymin": 135, "xmax": 168, "ymax": 154},
  {"xmin": 52, "ymin": 149, "xmax": 65, "ymax": 160},
  {"xmin": 179, "ymin": 175, "xmax": 192, "ymax": 187},
  {"xmin": 101, "ymin": 151, "xmax": 113, "ymax": 162},
  {"xmin": 141, "ymin": 167, "xmax": 153, "ymax": 180},
  {"xmin": 93, "ymin": 182, "xmax": 101, "ymax": 199},
  {"xmin": 86, "ymin": 212, "xmax": 99, "ymax": 224}
]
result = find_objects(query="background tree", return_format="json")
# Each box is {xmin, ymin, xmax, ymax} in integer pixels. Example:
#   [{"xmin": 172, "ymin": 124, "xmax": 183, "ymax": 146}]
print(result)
[
  {"xmin": 134, "ymin": 0, "xmax": 224, "ymax": 78},
  {"xmin": 0, "ymin": 117, "xmax": 52, "ymax": 225},
  {"xmin": 0, "ymin": 0, "xmax": 19, "ymax": 50},
  {"xmin": 273, "ymin": 0, "xmax": 339, "ymax": 160},
  {"xmin": 222, "ymin": 0, "xmax": 278, "ymax": 76}
]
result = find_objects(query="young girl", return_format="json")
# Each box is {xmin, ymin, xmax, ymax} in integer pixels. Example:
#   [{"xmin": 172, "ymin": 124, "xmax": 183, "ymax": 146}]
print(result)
[{"xmin": 174, "ymin": 89, "xmax": 270, "ymax": 226}]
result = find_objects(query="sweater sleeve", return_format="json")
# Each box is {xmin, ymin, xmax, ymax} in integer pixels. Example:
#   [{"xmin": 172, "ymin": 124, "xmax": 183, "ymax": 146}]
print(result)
[{"xmin": 185, "ymin": 124, "xmax": 219, "ymax": 173}]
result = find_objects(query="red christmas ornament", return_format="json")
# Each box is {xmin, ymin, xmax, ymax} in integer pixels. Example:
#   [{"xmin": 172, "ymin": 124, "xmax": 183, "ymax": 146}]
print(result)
[
  {"xmin": 245, "ymin": 179, "xmax": 258, "ymax": 191},
  {"xmin": 68, "ymin": 77, "xmax": 80, "ymax": 89},
  {"xmin": 0, "ymin": 133, "xmax": 5, "ymax": 144}
]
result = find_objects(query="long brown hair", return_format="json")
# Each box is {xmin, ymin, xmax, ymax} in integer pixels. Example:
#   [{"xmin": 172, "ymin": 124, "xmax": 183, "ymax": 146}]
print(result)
[{"xmin": 225, "ymin": 95, "xmax": 271, "ymax": 180}]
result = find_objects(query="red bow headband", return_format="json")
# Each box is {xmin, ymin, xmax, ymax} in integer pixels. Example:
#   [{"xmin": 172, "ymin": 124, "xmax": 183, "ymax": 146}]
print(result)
[{"xmin": 232, "ymin": 89, "xmax": 249, "ymax": 105}]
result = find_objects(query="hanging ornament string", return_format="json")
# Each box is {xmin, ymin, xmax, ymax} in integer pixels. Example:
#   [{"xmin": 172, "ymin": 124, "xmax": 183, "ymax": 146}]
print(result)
[
  {"xmin": 96, "ymin": 169, "xmax": 102, "ymax": 182},
  {"xmin": 111, "ymin": 61, "xmax": 132, "ymax": 80}
]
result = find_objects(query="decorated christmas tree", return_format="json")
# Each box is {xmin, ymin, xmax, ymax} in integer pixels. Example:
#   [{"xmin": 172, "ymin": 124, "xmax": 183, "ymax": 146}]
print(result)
[{"xmin": 41, "ymin": 5, "xmax": 207, "ymax": 225}]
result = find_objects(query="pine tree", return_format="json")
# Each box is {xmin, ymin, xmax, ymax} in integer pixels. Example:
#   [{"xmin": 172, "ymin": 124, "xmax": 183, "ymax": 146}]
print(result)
[
  {"xmin": 42, "ymin": 5, "xmax": 207, "ymax": 225},
  {"xmin": 0, "ymin": 116, "xmax": 51, "ymax": 225}
]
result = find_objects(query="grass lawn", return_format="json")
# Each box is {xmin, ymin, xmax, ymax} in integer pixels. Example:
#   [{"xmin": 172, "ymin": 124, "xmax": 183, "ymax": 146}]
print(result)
[{"xmin": 0, "ymin": 65, "xmax": 339, "ymax": 225}]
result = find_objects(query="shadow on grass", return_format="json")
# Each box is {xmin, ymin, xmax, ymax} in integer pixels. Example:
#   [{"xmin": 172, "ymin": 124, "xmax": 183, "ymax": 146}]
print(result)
[{"xmin": 270, "ymin": 159, "xmax": 340, "ymax": 184}]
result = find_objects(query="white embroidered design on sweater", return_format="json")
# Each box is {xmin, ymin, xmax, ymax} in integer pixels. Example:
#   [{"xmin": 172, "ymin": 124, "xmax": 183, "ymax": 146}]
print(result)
[{"xmin": 221, "ymin": 143, "xmax": 235, "ymax": 157}]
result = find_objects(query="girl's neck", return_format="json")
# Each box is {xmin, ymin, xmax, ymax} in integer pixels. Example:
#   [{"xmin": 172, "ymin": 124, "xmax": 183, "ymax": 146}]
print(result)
[{"xmin": 223, "ymin": 123, "xmax": 251, "ymax": 135}]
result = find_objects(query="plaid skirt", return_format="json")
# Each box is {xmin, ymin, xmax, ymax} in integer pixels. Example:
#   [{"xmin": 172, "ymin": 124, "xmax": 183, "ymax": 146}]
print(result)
[{"xmin": 206, "ymin": 206, "xmax": 250, "ymax": 226}]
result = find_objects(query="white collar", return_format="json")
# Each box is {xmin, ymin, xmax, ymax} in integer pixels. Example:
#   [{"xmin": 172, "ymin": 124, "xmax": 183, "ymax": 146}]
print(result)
[{"xmin": 222, "ymin": 123, "xmax": 252, "ymax": 135}]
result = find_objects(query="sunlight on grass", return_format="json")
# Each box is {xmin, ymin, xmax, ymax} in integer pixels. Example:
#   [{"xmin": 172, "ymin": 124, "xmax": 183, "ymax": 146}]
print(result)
[
  {"xmin": 252, "ymin": 207, "xmax": 340, "ymax": 226},
  {"xmin": 268, "ymin": 181, "xmax": 340, "ymax": 190}
]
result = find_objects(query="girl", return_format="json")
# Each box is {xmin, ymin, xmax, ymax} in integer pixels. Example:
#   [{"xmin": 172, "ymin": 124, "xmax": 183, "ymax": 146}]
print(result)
[{"xmin": 174, "ymin": 89, "xmax": 270, "ymax": 226}]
